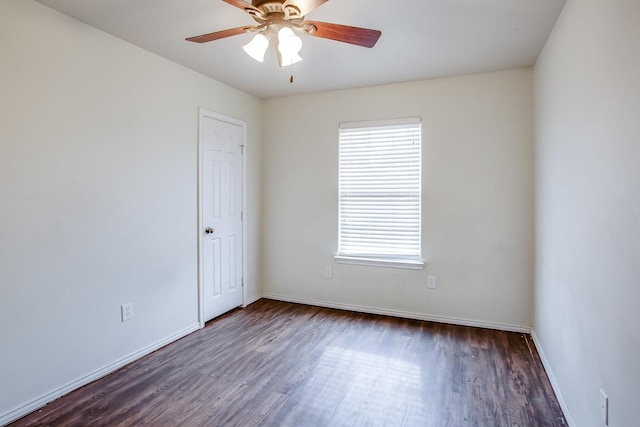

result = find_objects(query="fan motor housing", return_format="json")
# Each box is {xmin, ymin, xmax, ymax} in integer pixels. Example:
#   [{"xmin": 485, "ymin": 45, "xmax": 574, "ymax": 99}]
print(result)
[
  {"xmin": 250, "ymin": 1, "xmax": 302, "ymax": 23},
  {"xmin": 252, "ymin": 0, "xmax": 284, "ymax": 10}
]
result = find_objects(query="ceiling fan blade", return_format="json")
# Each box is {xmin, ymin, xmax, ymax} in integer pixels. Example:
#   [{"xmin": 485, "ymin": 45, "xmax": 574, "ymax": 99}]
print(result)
[
  {"xmin": 222, "ymin": 0, "xmax": 262, "ymax": 15},
  {"xmin": 282, "ymin": 0, "xmax": 329, "ymax": 18},
  {"xmin": 186, "ymin": 26, "xmax": 250, "ymax": 43},
  {"xmin": 305, "ymin": 21, "xmax": 382, "ymax": 48}
]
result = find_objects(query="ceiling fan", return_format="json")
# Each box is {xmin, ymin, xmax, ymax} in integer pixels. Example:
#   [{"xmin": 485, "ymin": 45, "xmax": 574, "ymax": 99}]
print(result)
[{"xmin": 186, "ymin": 0, "xmax": 382, "ymax": 68}]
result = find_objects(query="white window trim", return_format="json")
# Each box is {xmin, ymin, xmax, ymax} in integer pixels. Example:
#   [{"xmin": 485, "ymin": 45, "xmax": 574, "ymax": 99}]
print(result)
[
  {"xmin": 334, "ymin": 255, "xmax": 425, "ymax": 270},
  {"xmin": 336, "ymin": 117, "xmax": 423, "ymax": 269}
]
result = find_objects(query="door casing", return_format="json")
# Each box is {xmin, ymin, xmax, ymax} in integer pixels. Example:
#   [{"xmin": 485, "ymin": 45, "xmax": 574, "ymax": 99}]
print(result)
[{"xmin": 197, "ymin": 108, "xmax": 248, "ymax": 328}]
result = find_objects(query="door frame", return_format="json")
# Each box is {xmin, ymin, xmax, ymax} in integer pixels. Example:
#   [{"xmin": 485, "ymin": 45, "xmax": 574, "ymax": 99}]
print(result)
[{"xmin": 197, "ymin": 108, "xmax": 247, "ymax": 328}]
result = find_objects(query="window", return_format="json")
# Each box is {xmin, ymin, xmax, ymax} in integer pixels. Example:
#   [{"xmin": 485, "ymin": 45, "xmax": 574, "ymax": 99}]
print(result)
[{"xmin": 336, "ymin": 117, "xmax": 423, "ymax": 269}]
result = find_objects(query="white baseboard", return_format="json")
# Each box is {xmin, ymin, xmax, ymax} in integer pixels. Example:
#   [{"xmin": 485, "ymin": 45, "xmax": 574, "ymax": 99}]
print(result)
[
  {"xmin": 262, "ymin": 293, "xmax": 531, "ymax": 333},
  {"xmin": 0, "ymin": 297, "xmax": 538, "ymax": 426},
  {"xmin": 243, "ymin": 293, "xmax": 262, "ymax": 307},
  {"xmin": 530, "ymin": 329, "xmax": 575, "ymax": 427},
  {"xmin": 0, "ymin": 323, "xmax": 200, "ymax": 427}
]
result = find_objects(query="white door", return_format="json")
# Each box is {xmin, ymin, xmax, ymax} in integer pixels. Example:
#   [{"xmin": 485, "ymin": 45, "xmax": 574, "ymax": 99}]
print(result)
[{"xmin": 200, "ymin": 111, "xmax": 244, "ymax": 323}]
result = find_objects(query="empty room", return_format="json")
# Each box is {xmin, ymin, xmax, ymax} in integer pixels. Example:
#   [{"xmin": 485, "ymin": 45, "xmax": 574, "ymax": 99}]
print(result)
[{"xmin": 1, "ymin": 0, "xmax": 638, "ymax": 426}]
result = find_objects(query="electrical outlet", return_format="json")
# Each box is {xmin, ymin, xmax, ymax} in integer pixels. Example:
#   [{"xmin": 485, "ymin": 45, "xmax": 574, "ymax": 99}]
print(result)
[
  {"xmin": 600, "ymin": 389, "xmax": 608, "ymax": 425},
  {"xmin": 121, "ymin": 302, "xmax": 134, "ymax": 322},
  {"xmin": 324, "ymin": 267, "xmax": 333, "ymax": 279},
  {"xmin": 427, "ymin": 275, "xmax": 437, "ymax": 289}
]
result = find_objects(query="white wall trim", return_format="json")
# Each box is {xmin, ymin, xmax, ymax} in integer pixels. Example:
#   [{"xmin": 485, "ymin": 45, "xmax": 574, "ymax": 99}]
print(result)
[
  {"xmin": 530, "ymin": 328, "xmax": 576, "ymax": 427},
  {"xmin": 334, "ymin": 256, "xmax": 425, "ymax": 270},
  {"xmin": 243, "ymin": 293, "xmax": 263, "ymax": 307},
  {"xmin": 262, "ymin": 293, "xmax": 531, "ymax": 333},
  {"xmin": 0, "ymin": 323, "xmax": 200, "ymax": 427}
]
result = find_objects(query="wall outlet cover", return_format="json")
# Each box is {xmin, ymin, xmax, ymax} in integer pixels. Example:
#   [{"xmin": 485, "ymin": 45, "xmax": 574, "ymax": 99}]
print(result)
[
  {"xmin": 427, "ymin": 275, "xmax": 437, "ymax": 289},
  {"xmin": 324, "ymin": 267, "xmax": 333, "ymax": 279},
  {"xmin": 600, "ymin": 389, "xmax": 608, "ymax": 425},
  {"xmin": 121, "ymin": 302, "xmax": 134, "ymax": 322}
]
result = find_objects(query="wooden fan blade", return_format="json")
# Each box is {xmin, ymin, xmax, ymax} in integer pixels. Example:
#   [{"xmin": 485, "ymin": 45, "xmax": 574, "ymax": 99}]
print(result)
[
  {"xmin": 282, "ymin": 0, "xmax": 329, "ymax": 18},
  {"xmin": 222, "ymin": 0, "xmax": 261, "ymax": 15},
  {"xmin": 186, "ymin": 26, "xmax": 250, "ymax": 43},
  {"xmin": 305, "ymin": 21, "xmax": 382, "ymax": 48}
]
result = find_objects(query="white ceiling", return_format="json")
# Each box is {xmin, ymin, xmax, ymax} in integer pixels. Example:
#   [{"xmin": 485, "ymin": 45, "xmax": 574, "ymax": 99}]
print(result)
[{"xmin": 35, "ymin": 0, "xmax": 566, "ymax": 99}]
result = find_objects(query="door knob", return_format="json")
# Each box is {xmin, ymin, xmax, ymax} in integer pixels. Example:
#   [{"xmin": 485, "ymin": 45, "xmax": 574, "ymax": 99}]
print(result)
[{"xmin": 205, "ymin": 227, "xmax": 214, "ymax": 234}]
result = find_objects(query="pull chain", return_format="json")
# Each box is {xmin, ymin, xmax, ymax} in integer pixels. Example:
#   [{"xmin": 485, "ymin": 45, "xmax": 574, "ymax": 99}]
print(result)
[{"xmin": 289, "ymin": 62, "xmax": 294, "ymax": 83}]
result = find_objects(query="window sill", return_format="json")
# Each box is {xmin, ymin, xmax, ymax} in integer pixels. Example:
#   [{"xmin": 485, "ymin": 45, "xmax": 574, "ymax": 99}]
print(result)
[{"xmin": 334, "ymin": 256, "xmax": 425, "ymax": 270}]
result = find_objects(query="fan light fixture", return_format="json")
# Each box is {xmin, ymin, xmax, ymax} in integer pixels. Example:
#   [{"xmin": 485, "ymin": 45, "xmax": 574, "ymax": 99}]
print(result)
[
  {"xmin": 243, "ymin": 27, "xmax": 303, "ymax": 67},
  {"xmin": 243, "ymin": 33, "xmax": 269, "ymax": 62},
  {"xmin": 187, "ymin": 0, "xmax": 382, "ymax": 82},
  {"xmin": 276, "ymin": 27, "xmax": 303, "ymax": 66}
]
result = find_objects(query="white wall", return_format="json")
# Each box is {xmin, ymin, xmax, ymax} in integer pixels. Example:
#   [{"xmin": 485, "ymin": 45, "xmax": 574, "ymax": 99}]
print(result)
[
  {"xmin": 533, "ymin": 0, "xmax": 640, "ymax": 426},
  {"xmin": 0, "ymin": 1, "xmax": 262, "ymax": 423},
  {"xmin": 262, "ymin": 69, "xmax": 534, "ymax": 330}
]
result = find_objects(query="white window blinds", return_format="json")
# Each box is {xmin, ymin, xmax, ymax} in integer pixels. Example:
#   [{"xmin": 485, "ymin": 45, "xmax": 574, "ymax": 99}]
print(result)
[{"xmin": 338, "ymin": 118, "xmax": 422, "ymax": 263}]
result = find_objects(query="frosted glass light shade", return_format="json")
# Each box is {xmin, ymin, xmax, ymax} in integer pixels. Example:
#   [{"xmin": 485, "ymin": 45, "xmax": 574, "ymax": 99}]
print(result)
[
  {"xmin": 243, "ymin": 33, "xmax": 269, "ymax": 62},
  {"xmin": 277, "ymin": 27, "xmax": 302, "ymax": 66},
  {"xmin": 279, "ymin": 51, "xmax": 302, "ymax": 67}
]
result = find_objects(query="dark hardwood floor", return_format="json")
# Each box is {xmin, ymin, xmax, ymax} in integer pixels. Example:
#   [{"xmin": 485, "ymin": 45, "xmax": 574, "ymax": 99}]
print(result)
[{"xmin": 11, "ymin": 299, "xmax": 565, "ymax": 426}]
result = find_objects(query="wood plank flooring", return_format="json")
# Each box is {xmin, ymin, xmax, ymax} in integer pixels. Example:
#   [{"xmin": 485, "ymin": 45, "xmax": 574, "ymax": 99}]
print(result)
[{"xmin": 11, "ymin": 299, "xmax": 566, "ymax": 426}]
